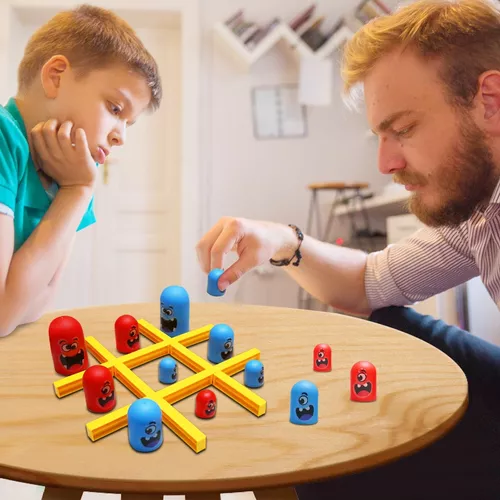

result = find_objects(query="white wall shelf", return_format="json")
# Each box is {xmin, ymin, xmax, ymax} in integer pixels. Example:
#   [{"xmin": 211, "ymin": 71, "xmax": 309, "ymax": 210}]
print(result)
[{"xmin": 214, "ymin": 19, "xmax": 354, "ymax": 68}]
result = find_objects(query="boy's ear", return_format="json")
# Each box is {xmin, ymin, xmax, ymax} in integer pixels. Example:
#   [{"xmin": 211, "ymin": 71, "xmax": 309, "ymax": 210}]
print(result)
[{"xmin": 40, "ymin": 55, "xmax": 71, "ymax": 99}]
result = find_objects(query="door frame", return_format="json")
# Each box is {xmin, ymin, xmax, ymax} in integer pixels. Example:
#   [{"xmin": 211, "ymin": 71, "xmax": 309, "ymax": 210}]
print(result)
[{"xmin": 0, "ymin": 0, "xmax": 205, "ymax": 302}]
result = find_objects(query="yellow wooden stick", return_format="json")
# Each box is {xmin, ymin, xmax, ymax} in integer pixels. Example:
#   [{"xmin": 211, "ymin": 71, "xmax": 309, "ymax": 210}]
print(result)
[{"xmin": 55, "ymin": 318, "xmax": 266, "ymax": 453}]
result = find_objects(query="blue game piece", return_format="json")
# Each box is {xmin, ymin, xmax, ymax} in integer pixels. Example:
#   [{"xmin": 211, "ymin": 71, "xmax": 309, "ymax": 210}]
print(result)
[
  {"xmin": 207, "ymin": 324, "xmax": 234, "ymax": 363},
  {"xmin": 244, "ymin": 360, "xmax": 264, "ymax": 388},
  {"xmin": 127, "ymin": 398, "xmax": 163, "ymax": 452},
  {"xmin": 160, "ymin": 285, "xmax": 189, "ymax": 337},
  {"xmin": 290, "ymin": 380, "xmax": 318, "ymax": 425},
  {"xmin": 207, "ymin": 268, "xmax": 226, "ymax": 297},
  {"xmin": 159, "ymin": 357, "xmax": 178, "ymax": 384}
]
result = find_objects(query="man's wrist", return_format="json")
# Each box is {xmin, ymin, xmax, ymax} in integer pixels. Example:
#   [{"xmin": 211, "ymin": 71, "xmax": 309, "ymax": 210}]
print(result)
[{"xmin": 270, "ymin": 224, "xmax": 303, "ymax": 266}]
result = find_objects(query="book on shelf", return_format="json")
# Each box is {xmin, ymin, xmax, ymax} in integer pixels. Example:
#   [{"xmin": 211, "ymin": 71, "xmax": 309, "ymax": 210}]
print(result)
[
  {"xmin": 222, "ymin": 9, "xmax": 282, "ymax": 51},
  {"xmin": 323, "ymin": 17, "xmax": 346, "ymax": 39},
  {"xmin": 300, "ymin": 16, "xmax": 327, "ymax": 51},
  {"xmin": 300, "ymin": 16, "xmax": 347, "ymax": 52},
  {"xmin": 224, "ymin": 9, "xmax": 243, "ymax": 28},
  {"xmin": 295, "ymin": 15, "xmax": 321, "ymax": 37},
  {"xmin": 220, "ymin": 7, "xmax": 349, "ymax": 54},
  {"xmin": 289, "ymin": 4, "xmax": 316, "ymax": 31},
  {"xmin": 245, "ymin": 17, "xmax": 280, "ymax": 50}
]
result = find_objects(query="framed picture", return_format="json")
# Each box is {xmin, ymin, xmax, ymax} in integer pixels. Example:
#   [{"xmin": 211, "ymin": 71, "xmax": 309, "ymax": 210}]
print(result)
[
  {"xmin": 251, "ymin": 84, "xmax": 308, "ymax": 140},
  {"xmin": 355, "ymin": 0, "xmax": 391, "ymax": 24}
]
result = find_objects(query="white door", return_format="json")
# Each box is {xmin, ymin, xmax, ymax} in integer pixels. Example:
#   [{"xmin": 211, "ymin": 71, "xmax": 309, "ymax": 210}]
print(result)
[
  {"xmin": 4, "ymin": 10, "xmax": 182, "ymax": 310},
  {"xmin": 90, "ymin": 24, "xmax": 182, "ymax": 306}
]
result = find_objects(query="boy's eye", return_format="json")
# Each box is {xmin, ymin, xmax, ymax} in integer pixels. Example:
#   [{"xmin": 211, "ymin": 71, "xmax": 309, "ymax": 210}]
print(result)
[{"xmin": 109, "ymin": 103, "xmax": 122, "ymax": 115}]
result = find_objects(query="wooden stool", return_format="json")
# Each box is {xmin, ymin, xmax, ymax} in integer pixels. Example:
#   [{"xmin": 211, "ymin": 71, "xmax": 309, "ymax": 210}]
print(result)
[
  {"xmin": 301, "ymin": 181, "xmax": 373, "ymax": 310},
  {"xmin": 306, "ymin": 182, "xmax": 371, "ymax": 240}
]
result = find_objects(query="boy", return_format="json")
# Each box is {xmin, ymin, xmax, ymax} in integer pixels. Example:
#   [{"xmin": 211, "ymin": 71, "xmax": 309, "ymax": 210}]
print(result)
[{"xmin": 0, "ymin": 4, "xmax": 162, "ymax": 337}]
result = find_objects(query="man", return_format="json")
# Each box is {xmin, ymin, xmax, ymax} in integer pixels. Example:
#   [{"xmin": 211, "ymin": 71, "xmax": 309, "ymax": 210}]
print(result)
[{"xmin": 197, "ymin": 0, "xmax": 500, "ymax": 497}]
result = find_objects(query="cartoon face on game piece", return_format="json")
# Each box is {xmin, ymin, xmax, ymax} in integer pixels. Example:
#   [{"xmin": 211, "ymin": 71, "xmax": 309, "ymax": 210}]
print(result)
[
  {"xmin": 207, "ymin": 324, "xmax": 234, "ymax": 364},
  {"xmin": 290, "ymin": 380, "xmax": 318, "ymax": 425},
  {"xmin": 313, "ymin": 343, "xmax": 332, "ymax": 372},
  {"xmin": 127, "ymin": 398, "xmax": 163, "ymax": 452},
  {"xmin": 82, "ymin": 365, "xmax": 116, "ymax": 413},
  {"xmin": 159, "ymin": 357, "xmax": 178, "ymax": 384},
  {"xmin": 114, "ymin": 314, "xmax": 140, "ymax": 354},
  {"xmin": 244, "ymin": 359, "xmax": 264, "ymax": 388},
  {"xmin": 207, "ymin": 268, "xmax": 226, "ymax": 297},
  {"xmin": 159, "ymin": 285, "xmax": 190, "ymax": 337},
  {"xmin": 351, "ymin": 361, "xmax": 377, "ymax": 402},
  {"xmin": 195, "ymin": 389, "xmax": 217, "ymax": 419},
  {"xmin": 48, "ymin": 316, "xmax": 89, "ymax": 376}
]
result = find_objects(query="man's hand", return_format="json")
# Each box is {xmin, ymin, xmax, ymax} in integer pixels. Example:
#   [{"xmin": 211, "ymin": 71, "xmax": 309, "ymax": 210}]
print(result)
[
  {"xmin": 196, "ymin": 217, "xmax": 298, "ymax": 290},
  {"xmin": 30, "ymin": 120, "xmax": 98, "ymax": 190}
]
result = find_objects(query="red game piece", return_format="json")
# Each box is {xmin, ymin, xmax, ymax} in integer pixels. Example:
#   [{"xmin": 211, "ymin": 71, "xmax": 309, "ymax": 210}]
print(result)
[
  {"xmin": 48, "ymin": 316, "xmax": 89, "ymax": 376},
  {"xmin": 195, "ymin": 389, "xmax": 217, "ymax": 419},
  {"xmin": 350, "ymin": 361, "xmax": 377, "ymax": 402},
  {"xmin": 115, "ymin": 314, "xmax": 140, "ymax": 354},
  {"xmin": 82, "ymin": 365, "xmax": 116, "ymax": 413},
  {"xmin": 313, "ymin": 343, "xmax": 332, "ymax": 372}
]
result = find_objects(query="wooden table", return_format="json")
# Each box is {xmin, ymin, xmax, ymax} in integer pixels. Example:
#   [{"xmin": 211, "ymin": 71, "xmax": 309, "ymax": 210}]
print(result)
[{"xmin": 0, "ymin": 302, "xmax": 468, "ymax": 500}]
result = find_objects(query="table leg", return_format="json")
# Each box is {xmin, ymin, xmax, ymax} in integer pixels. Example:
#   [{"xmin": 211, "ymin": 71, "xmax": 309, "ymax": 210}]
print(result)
[
  {"xmin": 121, "ymin": 495, "xmax": 164, "ymax": 499},
  {"xmin": 184, "ymin": 494, "xmax": 220, "ymax": 500},
  {"xmin": 41, "ymin": 487, "xmax": 84, "ymax": 500},
  {"xmin": 254, "ymin": 487, "xmax": 297, "ymax": 500}
]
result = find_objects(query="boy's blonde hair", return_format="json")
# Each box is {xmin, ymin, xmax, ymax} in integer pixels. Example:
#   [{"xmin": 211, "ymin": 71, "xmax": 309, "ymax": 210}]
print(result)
[
  {"xmin": 18, "ymin": 4, "xmax": 162, "ymax": 110},
  {"xmin": 342, "ymin": 0, "xmax": 500, "ymax": 109}
]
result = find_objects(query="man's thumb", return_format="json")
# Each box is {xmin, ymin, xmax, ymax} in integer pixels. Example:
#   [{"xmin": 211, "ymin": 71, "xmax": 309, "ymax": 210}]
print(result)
[{"xmin": 218, "ymin": 255, "xmax": 255, "ymax": 290}]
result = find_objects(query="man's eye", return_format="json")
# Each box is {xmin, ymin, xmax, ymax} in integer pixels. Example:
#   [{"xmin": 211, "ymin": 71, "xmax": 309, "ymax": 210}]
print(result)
[{"xmin": 396, "ymin": 125, "xmax": 413, "ymax": 137}]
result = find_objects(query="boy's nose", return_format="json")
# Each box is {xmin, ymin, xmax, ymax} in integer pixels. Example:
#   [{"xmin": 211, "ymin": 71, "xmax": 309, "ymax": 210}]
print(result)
[{"xmin": 109, "ymin": 130, "xmax": 125, "ymax": 146}]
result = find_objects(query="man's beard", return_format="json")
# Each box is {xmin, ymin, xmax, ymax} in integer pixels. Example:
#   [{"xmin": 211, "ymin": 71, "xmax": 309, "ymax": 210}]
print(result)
[{"xmin": 395, "ymin": 113, "xmax": 499, "ymax": 227}]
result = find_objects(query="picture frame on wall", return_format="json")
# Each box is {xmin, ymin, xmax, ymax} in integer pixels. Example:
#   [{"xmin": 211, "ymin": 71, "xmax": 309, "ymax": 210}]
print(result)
[{"xmin": 251, "ymin": 84, "xmax": 308, "ymax": 140}]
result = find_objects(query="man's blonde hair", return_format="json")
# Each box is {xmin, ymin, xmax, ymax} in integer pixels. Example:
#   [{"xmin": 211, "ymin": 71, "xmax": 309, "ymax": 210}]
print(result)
[
  {"xmin": 18, "ymin": 4, "xmax": 162, "ymax": 110},
  {"xmin": 342, "ymin": 0, "xmax": 500, "ymax": 108}
]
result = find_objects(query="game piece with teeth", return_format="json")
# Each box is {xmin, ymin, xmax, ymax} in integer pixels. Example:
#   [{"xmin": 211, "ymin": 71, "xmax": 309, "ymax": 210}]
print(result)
[
  {"xmin": 290, "ymin": 380, "xmax": 318, "ymax": 425},
  {"xmin": 208, "ymin": 324, "xmax": 234, "ymax": 363},
  {"xmin": 48, "ymin": 316, "xmax": 89, "ymax": 376},
  {"xmin": 350, "ymin": 360, "xmax": 377, "ymax": 402},
  {"xmin": 114, "ymin": 314, "xmax": 140, "ymax": 354},
  {"xmin": 127, "ymin": 398, "xmax": 163, "ymax": 452},
  {"xmin": 159, "ymin": 285, "xmax": 190, "ymax": 337},
  {"xmin": 313, "ymin": 343, "xmax": 332, "ymax": 372},
  {"xmin": 83, "ymin": 365, "xmax": 116, "ymax": 413}
]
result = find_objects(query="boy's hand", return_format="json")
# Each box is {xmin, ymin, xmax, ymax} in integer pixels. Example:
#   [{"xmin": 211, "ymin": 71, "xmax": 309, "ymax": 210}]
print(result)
[{"xmin": 30, "ymin": 119, "xmax": 98, "ymax": 190}]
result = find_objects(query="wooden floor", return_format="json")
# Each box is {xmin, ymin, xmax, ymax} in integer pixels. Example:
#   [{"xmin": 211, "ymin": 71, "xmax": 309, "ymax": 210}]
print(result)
[{"xmin": 0, "ymin": 480, "xmax": 257, "ymax": 500}]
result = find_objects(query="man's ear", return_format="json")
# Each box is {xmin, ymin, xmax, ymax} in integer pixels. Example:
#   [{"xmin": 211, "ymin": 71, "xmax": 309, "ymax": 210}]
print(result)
[
  {"xmin": 477, "ymin": 71, "xmax": 500, "ymax": 122},
  {"xmin": 40, "ymin": 55, "xmax": 71, "ymax": 99}
]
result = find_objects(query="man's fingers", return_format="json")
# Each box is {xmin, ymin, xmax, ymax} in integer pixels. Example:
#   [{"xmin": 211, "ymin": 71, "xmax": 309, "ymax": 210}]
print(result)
[
  {"xmin": 210, "ymin": 220, "xmax": 243, "ymax": 271},
  {"xmin": 196, "ymin": 219, "xmax": 227, "ymax": 273},
  {"xmin": 218, "ymin": 248, "xmax": 258, "ymax": 290}
]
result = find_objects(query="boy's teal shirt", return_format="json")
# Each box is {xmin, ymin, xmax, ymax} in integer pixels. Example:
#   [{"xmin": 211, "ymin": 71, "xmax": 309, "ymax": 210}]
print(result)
[{"xmin": 0, "ymin": 98, "xmax": 96, "ymax": 252}]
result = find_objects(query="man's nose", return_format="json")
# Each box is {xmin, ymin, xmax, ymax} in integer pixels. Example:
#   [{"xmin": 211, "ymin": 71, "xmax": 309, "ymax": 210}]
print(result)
[{"xmin": 378, "ymin": 137, "xmax": 406, "ymax": 174}]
